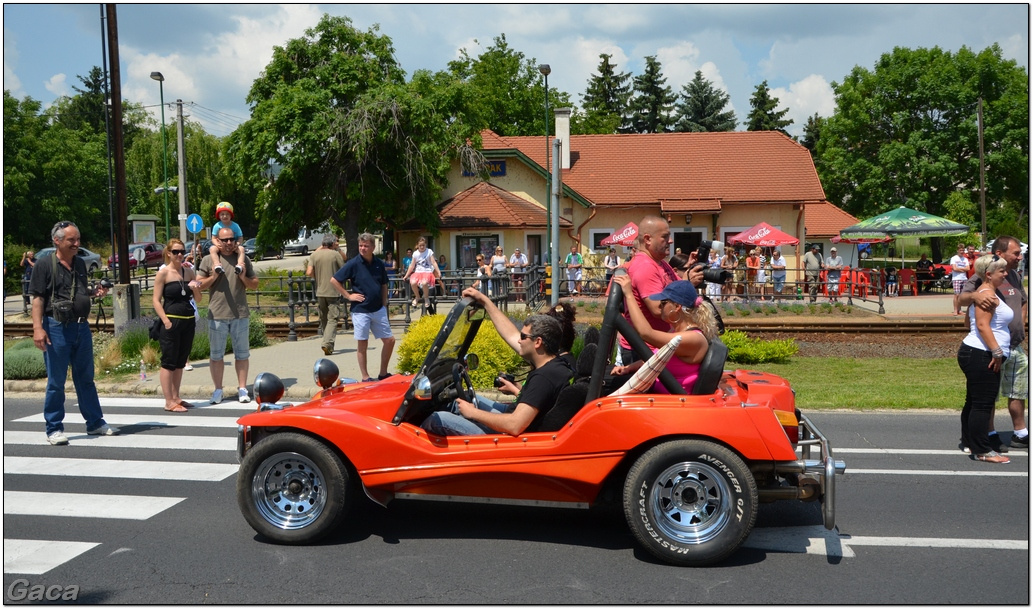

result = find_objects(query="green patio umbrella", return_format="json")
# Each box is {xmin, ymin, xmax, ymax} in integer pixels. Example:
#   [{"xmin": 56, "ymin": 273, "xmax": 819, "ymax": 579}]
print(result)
[
  {"xmin": 839, "ymin": 206, "xmax": 970, "ymax": 270},
  {"xmin": 839, "ymin": 206, "xmax": 970, "ymax": 239}
]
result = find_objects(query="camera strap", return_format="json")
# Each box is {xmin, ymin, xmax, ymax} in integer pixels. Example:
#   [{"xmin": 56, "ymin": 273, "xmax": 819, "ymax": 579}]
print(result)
[{"xmin": 50, "ymin": 252, "xmax": 76, "ymax": 310}]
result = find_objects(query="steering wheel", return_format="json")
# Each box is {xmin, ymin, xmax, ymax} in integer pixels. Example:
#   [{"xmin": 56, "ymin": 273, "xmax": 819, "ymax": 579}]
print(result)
[{"xmin": 451, "ymin": 362, "xmax": 476, "ymax": 403}]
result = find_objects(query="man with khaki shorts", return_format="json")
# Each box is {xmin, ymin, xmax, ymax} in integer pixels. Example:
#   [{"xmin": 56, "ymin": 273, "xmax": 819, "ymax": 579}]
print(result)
[
  {"xmin": 307, "ymin": 235, "xmax": 345, "ymax": 355},
  {"xmin": 960, "ymin": 235, "xmax": 1028, "ymax": 450}
]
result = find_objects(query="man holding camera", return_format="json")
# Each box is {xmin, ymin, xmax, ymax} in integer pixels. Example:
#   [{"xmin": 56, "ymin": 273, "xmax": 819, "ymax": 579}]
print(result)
[{"xmin": 30, "ymin": 221, "xmax": 117, "ymax": 445}]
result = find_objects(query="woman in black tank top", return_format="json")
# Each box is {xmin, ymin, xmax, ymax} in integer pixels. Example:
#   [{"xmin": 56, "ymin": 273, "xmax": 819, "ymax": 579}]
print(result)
[{"xmin": 153, "ymin": 238, "xmax": 203, "ymax": 412}]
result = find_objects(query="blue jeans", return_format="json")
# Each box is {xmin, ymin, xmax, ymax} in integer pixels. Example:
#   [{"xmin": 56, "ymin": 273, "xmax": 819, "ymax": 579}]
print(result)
[
  {"xmin": 43, "ymin": 317, "xmax": 107, "ymax": 434},
  {"xmin": 421, "ymin": 395, "xmax": 513, "ymax": 436}
]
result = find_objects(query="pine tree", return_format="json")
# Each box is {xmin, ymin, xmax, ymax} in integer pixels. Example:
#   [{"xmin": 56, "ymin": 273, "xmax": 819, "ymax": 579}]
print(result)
[
  {"xmin": 629, "ymin": 56, "xmax": 677, "ymax": 133},
  {"xmin": 581, "ymin": 53, "xmax": 632, "ymax": 134},
  {"xmin": 674, "ymin": 70, "xmax": 737, "ymax": 132},
  {"xmin": 745, "ymin": 80, "xmax": 793, "ymax": 134},
  {"xmin": 799, "ymin": 113, "xmax": 824, "ymax": 153}
]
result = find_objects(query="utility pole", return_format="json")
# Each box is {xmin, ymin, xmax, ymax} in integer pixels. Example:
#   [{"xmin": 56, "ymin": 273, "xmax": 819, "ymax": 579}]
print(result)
[{"xmin": 176, "ymin": 99, "xmax": 189, "ymax": 240}]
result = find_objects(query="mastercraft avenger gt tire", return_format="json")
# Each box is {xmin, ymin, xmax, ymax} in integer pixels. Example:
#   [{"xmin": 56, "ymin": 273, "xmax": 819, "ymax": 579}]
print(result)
[
  {"xmin": 237, "ymin": 432, "xmax": 353, "ymax": 544},
  {"xmin": 624, "ymin": 440, "xmax": 758, "ymax": 566}
]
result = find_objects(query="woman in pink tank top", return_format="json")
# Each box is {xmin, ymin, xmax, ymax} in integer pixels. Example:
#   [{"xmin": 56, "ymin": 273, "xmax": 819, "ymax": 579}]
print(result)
[{"xmin": 611, "ymin": 276, "xmax": 719, "ymax": 393}]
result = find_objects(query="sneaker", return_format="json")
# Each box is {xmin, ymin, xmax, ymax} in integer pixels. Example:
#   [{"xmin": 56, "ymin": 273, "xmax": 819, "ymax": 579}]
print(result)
[
  {"xmin": 378, "ymin": 372, "xmax": 393, "ymax": 380},
  {"xmin": 47, "ymin": 431, "xmax": 69, "ymax": 445},
  {"xmin": 211, "ymin": 388, "xmax": 224, "ymax": 404},
  {"xmin": 958, "ymin": 440, "xmax": 971, "ymax": 454},
  {"xmin": 234, "ymin": 265, "xmax": 244, "ymax": 275},
  {"xmin": 321, "ymin": 345, "xmax": 333, "ymax": 356},
  {"xmin": 238, "ymin": 387, "xmax": 251, "ymax": 403},
  {"xmin": 214, "ymin": 265, "xmax": 225, "ymax": 275},
  {"xmin": 1010, "ymin": 434, "xmax": 1029, "ymax": 449},
  {"xmin": 184, "ymin": 363, "xmax": 193, "ymax": 371},
  {"xmin": 87, "ymin": 424, "xmax": 118, "ymax": 436}
]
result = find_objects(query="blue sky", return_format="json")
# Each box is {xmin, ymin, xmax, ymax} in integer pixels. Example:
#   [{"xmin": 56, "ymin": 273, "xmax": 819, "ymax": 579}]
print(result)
[{"xmin": 4, "ymin": 3, "xmax": 1028, "ymax": 138}]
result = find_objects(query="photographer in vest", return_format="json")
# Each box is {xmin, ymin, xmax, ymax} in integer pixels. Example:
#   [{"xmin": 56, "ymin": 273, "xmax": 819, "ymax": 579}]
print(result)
[{"xmin": 29, "ymin": 221, "xmax": 118, "ymax": 445}]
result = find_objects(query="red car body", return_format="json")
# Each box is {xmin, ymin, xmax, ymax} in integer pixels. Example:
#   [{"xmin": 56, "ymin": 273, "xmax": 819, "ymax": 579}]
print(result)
[
  {"xmin": 236, "ymin": 291, "xmax": 844, "ymax": 566},
  {"xmin": 108, "ymin": 242, "xmax": 165, "ymax": 269}
]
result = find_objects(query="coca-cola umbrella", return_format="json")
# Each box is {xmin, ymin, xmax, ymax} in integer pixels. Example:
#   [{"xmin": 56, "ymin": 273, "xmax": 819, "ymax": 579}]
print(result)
[
  {"xmin": 727, "ymin": 222, "xmax": 800, "ymax": 247},
  {"xmin": 601, "ymin": 222, "xmax": 639, "ymax": 247}
]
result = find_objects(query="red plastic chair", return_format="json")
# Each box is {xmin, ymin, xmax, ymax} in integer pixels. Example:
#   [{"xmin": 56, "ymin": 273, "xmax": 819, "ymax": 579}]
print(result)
[{"xmin": 898, "ymin": 268, "xmax": 917, "ymax": 296}]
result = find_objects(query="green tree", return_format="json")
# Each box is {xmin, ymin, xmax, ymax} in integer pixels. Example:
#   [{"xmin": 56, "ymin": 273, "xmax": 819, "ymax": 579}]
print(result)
[
  {"xmin": 580, "ymin": 53, "xmax": 632, "ymax": 134},
  {"xmin": 674, "ymin": 70, "xmax": 736, "ymax": 132},
  {"xmin": 815, "ymin": 45, "xmax": 1028, "ymax": 260},
  {"xmin": 448, "ymin": 34, "xmax": 571, "ymax": 137},
  {"xmin": 226, "ymin": 15, "xmax": 477, "ymax": 255},
  {"xmin": 629, "ymin": 56, "xmax": 677, "ymax": 133},
  {"xmin": 745, "ymin": 80, "xmax": 793, "ymax": 134},
  {"xmin": 799, "ymin": 113, "xmax": 824, "ymax": 153}
]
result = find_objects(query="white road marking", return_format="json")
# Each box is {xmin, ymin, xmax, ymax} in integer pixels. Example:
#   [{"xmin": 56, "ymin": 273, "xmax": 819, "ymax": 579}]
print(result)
[
  {"xmin": 848, "ymin": 468, "xmax": 1028, "ymax": 477},
  {"xmin": 3, "ymin": 456, "xmax": 238, "ymax": 481},
  {"xmin": 93, "ymin": 397, "xmax": 279, "ymax": 411},
  {"xmin": 13, "ymin": 414, "xmax": 243, "ymax": 429},
  {"xmin": 745, "ymin": 526, "xmax": 1029, "ymax": 558},
  {"xmin": 4, "ymin": 431, "xmax": 236, "ymax": 451},
  {"xmin": 3, "ymin": 539, "xmax": 100, "ymax": 575},
  {"xmin": 4, "ymin": 491, "xmax": 184, "ymax": 520},
  {"xmin": 834, "ymin": 448, "xmax": 1028, "ymax": 457}
]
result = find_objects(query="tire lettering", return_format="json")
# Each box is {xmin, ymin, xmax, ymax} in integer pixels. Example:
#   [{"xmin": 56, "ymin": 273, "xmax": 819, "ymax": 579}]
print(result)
[{"xmin": 701, "ymin": 453, "xmax": 742, "ymax": 494}]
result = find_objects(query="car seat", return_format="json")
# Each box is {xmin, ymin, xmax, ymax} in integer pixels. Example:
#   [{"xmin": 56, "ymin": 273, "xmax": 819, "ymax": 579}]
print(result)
[
  {"xmin": 691, "ymin": 338, "xmax": 728, "ymax": 395},
  {"xmin": 538, "ymin": 343, "xmax": 597, "ymax": 432}
]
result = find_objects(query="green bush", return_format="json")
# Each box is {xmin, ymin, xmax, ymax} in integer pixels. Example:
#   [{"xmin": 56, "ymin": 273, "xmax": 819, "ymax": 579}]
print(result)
[
  {"xmin": 722, "ymin": 330, "xmax": 798, "ymax": 364},
  {"xmin": 396, "ymin": 314, "xmax": 523, "ymax": 388},
  {"xmin": 4, "ymin": 343, "xmax": 46, "ymax": 379},
  {"xmin": 118, "ymin": 317, "xmax": 158, "ymax": 359},
  {"xmin": 249, "ymin": 310, "xmax": 268, "ymax": 348},
  {"xmin": 8, "ymin": 339, "xmax": 37, "ymax": 352}
]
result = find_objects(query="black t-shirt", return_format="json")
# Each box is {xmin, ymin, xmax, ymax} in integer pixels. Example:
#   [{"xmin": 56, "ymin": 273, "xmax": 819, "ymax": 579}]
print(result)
[
  {"xmin": 28, "ymin": 253, "xmax": 93, "ymax": 317},
  {"xmin": 516, "ymin": 357, "xmax": 574, "ymax": 432}
]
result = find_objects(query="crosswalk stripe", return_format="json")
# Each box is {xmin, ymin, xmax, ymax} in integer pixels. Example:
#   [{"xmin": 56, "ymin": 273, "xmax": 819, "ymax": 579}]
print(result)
[
  {"xmin": 3, "ymin": 431, "xmax": 236, "ymax": 451},
  {"xmin": 13, "ymin": 414, "xmax": 243, "ymax": 429},
  {"xmin": 3, "ymin": 456, "xmax": 238, "ymax": 481},
  {"xmin": 94, "ymin": 397, "xmax": 274, "ymax": 411},
  {"xmin": 4, "ymin": 491, "xmax": 185, "ymax": 520},
  {"xmin": 4, "ymin": 539, "xmax": 100, "ymax": 575}
]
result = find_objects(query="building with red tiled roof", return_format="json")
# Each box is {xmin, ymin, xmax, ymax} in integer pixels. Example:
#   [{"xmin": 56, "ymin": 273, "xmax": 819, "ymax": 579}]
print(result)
[{"xmin": 397, "ymin": 109, "xmax": 860, "ymax": 277}]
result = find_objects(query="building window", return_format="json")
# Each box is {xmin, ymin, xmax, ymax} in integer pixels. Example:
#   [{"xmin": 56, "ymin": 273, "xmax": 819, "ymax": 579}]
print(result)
[
  {"xmin": 588, "ymin": 228, "xmax": 614, "ymax": 251},
  {"xmin": 457, "ymin": 235, "xmax": 499, "ymax": 268}
]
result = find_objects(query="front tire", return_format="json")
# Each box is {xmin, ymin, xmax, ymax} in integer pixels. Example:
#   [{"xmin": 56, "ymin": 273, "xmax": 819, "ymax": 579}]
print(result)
[
  {"xmin": 237, "ymin": 432, "xmax": 352, "ymax": 544},
  {"xmin": 624, "ymin": 440, "xmax": 757, "ymax": 566}
]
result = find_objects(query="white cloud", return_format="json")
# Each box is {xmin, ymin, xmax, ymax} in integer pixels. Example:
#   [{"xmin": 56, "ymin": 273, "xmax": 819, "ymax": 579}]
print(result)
[
  {"xmin": 3, "ymin": 29, "xmax": 23, "ymax": 97},
  {"xmin": 44, "ymin": 73, "xmax": 69, "ymax": 98},
  {"xmin": 656, "ymin": 41, "xmax": 702, "ymax": 94},
  {"xmin": 770, "ymin": 74, "xmax": 836, "ymax": 135}
]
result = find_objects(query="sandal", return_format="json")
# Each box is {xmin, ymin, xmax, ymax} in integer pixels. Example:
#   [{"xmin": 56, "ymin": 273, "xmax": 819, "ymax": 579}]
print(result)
[
  {"xmin": 164, "ymin": 403, "xmax": 188, "ymax": 413},
  {"xmin": 177, "ymin": 399, "xmax": 195, "ymax": 409},
  {"xmin": 974, "ymin": 451, "xmax": 1010, "ymax": 464}
]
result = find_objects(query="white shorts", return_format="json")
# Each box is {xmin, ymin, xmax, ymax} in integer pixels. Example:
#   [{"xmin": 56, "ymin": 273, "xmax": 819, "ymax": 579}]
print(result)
[{"xmin": 352, "ymin": 307, "xmax": 393, "ymax": 341}]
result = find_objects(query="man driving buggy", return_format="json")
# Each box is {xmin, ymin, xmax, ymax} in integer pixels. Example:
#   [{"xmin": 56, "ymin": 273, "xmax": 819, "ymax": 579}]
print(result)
[{"xmin": 421, "ymin": 288, "xmax": 573, "ymax": 436}]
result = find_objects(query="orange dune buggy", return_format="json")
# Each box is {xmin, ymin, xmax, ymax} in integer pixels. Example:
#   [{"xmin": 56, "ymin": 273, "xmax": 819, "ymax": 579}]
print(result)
[{"xmin": 236, "ymin": 289, "xmax": 845, "ymax": 566}]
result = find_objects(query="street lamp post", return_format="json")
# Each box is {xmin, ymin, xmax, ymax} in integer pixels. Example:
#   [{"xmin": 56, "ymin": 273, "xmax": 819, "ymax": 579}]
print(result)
[
  {"xmin": 150, "ymin": 71, "xmax": 170, "ymax": 242},
  {"xmin": 538, "ymin": 64, "xmax": 551, "ymax": 263}
]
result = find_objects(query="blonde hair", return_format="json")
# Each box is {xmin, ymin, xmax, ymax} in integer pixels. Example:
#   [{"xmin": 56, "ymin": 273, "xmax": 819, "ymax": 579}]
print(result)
[
  {"xmin": 671, "ymin": 301, "xmax": 719, "ymax": 342},
  {"xmin": 974, "ymin": 254, "xmax": 1007, "ymax": 280}
]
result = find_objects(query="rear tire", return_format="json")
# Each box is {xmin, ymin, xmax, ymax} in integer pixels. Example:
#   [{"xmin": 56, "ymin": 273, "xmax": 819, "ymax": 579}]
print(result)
[
  {"xmin": 624, "ymin": 440, "xmax": 757, "ymax": 566},
  {"xmin": 237, "ymin": 432, "xmax": 352, "ymax": 544}
]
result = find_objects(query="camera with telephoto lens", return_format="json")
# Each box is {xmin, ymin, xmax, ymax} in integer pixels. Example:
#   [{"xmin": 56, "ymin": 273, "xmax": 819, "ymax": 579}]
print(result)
[
  {"xmin": 694, "ymin": 239, "xmax": 731, "ymax": 284},
  {"xmin": 493, "ymin": 373, "xmax": 515, "ymax": 388}
]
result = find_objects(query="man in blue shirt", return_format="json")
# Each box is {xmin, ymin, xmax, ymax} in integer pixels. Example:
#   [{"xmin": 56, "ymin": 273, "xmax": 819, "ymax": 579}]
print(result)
[{"xmin": 331, "ymin": 232, "xmax": 395, "ymax": 382}]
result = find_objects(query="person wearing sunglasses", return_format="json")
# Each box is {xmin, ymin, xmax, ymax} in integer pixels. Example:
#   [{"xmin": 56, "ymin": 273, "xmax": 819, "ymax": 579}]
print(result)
[
  {"xmin": 196, "ymin": 227, "xmax": 260, "ymax": 404},
  {"xmin": 153, "ymin": 238, "xmax": 203, "ymax": 412},
  {"xmin": 421, "ymin": 287, "xmax": 572, "ymax": 437}
]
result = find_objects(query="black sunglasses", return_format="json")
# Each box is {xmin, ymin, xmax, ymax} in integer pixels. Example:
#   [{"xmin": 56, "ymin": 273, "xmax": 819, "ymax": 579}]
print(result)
[
  {"xmin": 215, "ymin": 237, "xmax": 235, "ymax": 243},
  {"xmin": 519, "ymin": 332, "xmax": 537, "ymax": 341},
  {"xmin": 169, "ymin": 249, "xmax": 186, "ymax": 255}
]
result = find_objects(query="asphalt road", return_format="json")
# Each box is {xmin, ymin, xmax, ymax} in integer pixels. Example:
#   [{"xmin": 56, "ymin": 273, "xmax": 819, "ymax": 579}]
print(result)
[{"xmin": 2, "ymin": 397, "xmax": 1028, "ymax": 604}]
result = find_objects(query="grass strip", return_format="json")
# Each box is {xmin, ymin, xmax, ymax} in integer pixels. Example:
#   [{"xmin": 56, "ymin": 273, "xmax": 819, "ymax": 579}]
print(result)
[{"xmin": 749, "ymin": 357, "xmax": 960, "ymax": 410}]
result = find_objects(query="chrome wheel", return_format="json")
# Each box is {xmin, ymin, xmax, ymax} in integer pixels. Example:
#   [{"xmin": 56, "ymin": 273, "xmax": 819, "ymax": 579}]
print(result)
[
  {"xmin": 648, "ymin": 461, "xmax": 733, "ymax": 545},
  {"xmin": 252, "ymin": 452, "xmax": 327, "ymax": 530}
]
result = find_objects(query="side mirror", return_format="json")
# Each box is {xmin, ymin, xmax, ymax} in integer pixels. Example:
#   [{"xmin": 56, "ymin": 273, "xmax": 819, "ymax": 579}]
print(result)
[{"xmin": 412, "ymin": 374, "xmax": 433, "ymax": 400}]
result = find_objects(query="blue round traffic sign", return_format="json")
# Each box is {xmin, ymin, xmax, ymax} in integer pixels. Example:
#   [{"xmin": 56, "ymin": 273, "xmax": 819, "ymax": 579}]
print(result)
[{"xmin": 186, "ymin": 213, "xmax": 204, "ymax": 234}]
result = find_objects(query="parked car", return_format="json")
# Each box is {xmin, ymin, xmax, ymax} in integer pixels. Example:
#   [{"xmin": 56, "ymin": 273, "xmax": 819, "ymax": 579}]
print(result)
[
  {"xmin": 108, "ymin": 242, "xmax": 165, "ymax": 270},
  {"xmin": 243, "ymin": 238, "xmax": 284, "ymax": 261},
  {"xmin": 36, "ymin": 246, "xmax": 103, "ymax": 273},
  {"xmin": 285, "ymin": 226, "xmax": 333, "ymax": 255},
  {"xmin": 235, "ymin": 281, "xmax": 845, "ymax": 566}
]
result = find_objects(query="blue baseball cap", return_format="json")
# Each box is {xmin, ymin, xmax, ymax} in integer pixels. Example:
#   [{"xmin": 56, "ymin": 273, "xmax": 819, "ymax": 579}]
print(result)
[{"xmin": 647, "ymin": 280, "xmax": 701, "ymax": 309}]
